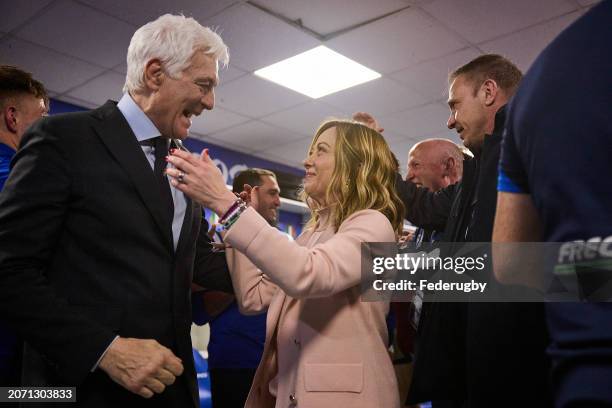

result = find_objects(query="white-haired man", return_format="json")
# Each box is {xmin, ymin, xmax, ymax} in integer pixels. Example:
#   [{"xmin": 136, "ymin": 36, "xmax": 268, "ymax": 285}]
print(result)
[{"xmin": 0, "ymin": 14, "xmax": 230, "ymax": 407}]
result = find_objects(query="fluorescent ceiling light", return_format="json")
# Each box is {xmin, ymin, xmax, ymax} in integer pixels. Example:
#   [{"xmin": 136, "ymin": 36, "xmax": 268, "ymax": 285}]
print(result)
[{"xmin": 254, "ymin": 45, "xmax": 381, "ymax": 99}]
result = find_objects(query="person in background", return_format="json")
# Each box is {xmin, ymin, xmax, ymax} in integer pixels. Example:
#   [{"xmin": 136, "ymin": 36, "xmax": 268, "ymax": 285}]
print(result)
[
  {"xmin": 195, "ymin": 168, "xmax": 280, "ymax": 408},
  {"xmin": 405, "ymin": 138, "xmax": 464, "ymax": 246},
  {"xmin": 358, "ymin": 54, "xmax": 550, "ymax": 408},
  {"xmin": 0, "ymin": 65, "xmax": 48, "ymax": 392},
  {"xmin": 392, "ymin": 138, "xmax": 464, "ymax": 405},
  {"xmin": 493, "ymin": 2, "xmax": 612, "ymax": 406},
  {"xmin": 0, "ymin": 65, "xmax": 48, "ymax": 188},
  {"xmin": 167, "ymin": 119, "xmax": 404, "ymax": 408}
]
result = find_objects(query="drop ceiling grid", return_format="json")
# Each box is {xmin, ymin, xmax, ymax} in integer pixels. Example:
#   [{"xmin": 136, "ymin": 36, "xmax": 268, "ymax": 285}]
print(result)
[
  {"xmin": 0, "ymin": 0, "xmax": 595, "ymax": 168},
  {"xmin": 13, "ymin": 0, "xmax": 136, "ymax": 69},
  {"xmin": 0, "ymin": 35, "xmax": 108, "ymax": 95}
]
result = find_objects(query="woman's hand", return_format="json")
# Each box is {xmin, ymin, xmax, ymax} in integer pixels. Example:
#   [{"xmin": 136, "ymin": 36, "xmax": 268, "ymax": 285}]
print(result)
[{"xmin": 166, "ymin": 148, "xmax": 237, "ymax": 216}]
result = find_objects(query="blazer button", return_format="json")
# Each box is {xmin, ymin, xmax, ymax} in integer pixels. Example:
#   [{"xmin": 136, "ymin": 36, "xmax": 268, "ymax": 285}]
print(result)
[{"xmin": 289, "ymin": 394, "xmax": 297, "ymax": 405}]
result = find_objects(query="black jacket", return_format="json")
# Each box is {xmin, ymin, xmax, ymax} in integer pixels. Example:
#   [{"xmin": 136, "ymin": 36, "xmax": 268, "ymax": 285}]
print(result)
[
  {"xmin": 0, "ymin": 101, "xmax": 232, "ymax": 407},
  {"xmin": 398, "ymin": 106, "xmax": 550, "ymax": 407}
]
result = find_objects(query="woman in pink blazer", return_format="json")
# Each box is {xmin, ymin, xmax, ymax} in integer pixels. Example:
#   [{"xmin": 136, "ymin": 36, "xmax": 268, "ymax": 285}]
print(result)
[{"xmin": 168, "ymin": 119, "xmax": 405, "ymax": 408}]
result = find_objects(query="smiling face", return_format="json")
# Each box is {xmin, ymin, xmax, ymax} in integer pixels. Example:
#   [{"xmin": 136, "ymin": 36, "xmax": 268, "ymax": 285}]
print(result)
[
  {"xmin": 407, "ymin": 144, "xmax": 447, "ymax": 191},
  {"xmin": 447, "ymin": 74, "xmax": 488, "ymax": 152},
  {"xmin": 303, "ymin": 126, "xmax": 337, "ymax": 206},
  {"xmin": 147, "ymin": 52, "xmax": 218, "ymax": 140},
  {"xmin": 255, "ymin": 175, "xmax": 281, "ymax": 225}
]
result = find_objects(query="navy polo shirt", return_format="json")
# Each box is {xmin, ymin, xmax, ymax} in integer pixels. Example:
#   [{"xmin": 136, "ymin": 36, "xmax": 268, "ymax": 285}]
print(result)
[
  {"xmin": 498, "ymin": 1, "xmax": 612, "ymax": 405},
  {"xmin": 0, "ymin": 143, "xmax": 16, "ymax": 190}
]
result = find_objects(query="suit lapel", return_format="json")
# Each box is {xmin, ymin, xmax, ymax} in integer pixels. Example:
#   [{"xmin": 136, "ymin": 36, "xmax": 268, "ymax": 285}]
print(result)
[
  {"xmin": 175, "ymin": 198, "xmax": 196, "ymax": 255},
  {"xmin": 92, "ymin": 101, "xmax": 174, "ymax": 251},
  {"xmin": 173, "ymin": 139, "xmax": 201, "ymax": 256}
]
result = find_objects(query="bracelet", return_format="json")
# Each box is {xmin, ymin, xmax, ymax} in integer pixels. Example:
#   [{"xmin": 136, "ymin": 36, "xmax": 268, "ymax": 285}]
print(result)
[
  {"xmin": 219, "ymin": 198, "xmax": 247, "ymax": 231},
  {"xmin": 219, "ymin": 198, "xmax": 246, "ymax": 224}
]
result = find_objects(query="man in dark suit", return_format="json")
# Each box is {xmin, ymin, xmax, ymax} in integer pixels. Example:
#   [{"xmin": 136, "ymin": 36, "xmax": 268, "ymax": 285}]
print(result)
[{"xmin": 0, "ymin": 14, "xmax": 231, "ymax": 407}]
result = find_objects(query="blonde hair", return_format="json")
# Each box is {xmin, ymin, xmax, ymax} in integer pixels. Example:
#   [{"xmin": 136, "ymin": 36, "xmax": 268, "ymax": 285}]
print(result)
[{"xmin": 303, "ymin": 120, "xmax": 405, "ymax": 235}]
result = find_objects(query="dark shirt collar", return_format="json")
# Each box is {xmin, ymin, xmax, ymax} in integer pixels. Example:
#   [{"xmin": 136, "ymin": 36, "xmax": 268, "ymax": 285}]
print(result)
[
  {"xmin": 476, "ymin": 104, "xmax": 508, "ymax": 158},
  {"xmin": 493, "ymin": 104, "xmax": 508, "ymax": 134}
]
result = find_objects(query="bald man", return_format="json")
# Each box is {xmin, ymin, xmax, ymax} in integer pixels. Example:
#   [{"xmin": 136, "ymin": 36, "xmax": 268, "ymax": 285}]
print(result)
[
  {"xmin": 394, "ymin": 139, "xmax": 465, "ymax": 406},
  {"xmin": 406, "ymin": 139, "xmax": 464, "ymax": 192}
]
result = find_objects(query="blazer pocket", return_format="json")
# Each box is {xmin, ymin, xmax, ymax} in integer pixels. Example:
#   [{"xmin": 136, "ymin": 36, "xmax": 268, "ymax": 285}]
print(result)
[{"xmin": 304, "ymin": 363, "xmax": 363, "ymax": 393}]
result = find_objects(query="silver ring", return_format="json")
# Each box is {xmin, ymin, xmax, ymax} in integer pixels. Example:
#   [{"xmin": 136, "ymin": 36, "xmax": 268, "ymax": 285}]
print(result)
[{"xmin": 177, "ymin": 171, "xmax": 185, "ymax": 183}]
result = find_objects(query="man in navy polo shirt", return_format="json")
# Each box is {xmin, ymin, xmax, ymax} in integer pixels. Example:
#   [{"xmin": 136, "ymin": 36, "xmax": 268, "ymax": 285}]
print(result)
[
  {"xmin": 0, "ymin": 65, "xmax": 48, "ymax": 390},
  {"xmin": 0, "ymin": 65, "xmax": 48, "ymax": 189},
  {"xmin": 494, "ymin": 1, "xmax": 612, "ymax": 406},
  {"xmin": 194, "ymin": 168, "xmax": 280, "ymax": 408}
]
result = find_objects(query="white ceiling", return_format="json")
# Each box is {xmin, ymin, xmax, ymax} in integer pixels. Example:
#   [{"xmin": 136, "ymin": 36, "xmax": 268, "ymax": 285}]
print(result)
[{"xmin": 0, "ymin": 0, "xmax": 594, "ymax": 173}]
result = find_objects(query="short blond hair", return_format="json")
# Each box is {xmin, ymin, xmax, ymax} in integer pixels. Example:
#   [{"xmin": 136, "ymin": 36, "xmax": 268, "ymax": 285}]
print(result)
[{"xmin": 450, "ymin": 54, "xmax": 522, "ymax": 96}]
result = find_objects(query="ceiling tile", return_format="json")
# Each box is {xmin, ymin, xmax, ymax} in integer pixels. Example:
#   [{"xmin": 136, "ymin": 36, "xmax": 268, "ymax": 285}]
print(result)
[
  {"xmin": 257, "ymin": 136, "xmax": 313, "ymax": 168},
  {"xmin": 326, "ymin": 7, "xmax": 467, "ymax": 74},
  {"xmin": 390, "ymin": 47, "xmax": 481, "ymax": 101},
  {"xmin": 0, "ymin": 0, "xmax": 52, "ymax": 32},
  {"xmin": 79, "ymin": 0, "xmax": 240, "ymax": 27},
  {"xmin": 112, "ymin": 62, "xmax": 127, "ymax": 75},
  {"xmin": 403, "ymin": 0, "xmax": 436, "ymax": 4},
  {"xmin": 260, "ymin": 101, "xmax": 350, "ymax": 137},
  {"xmin": 189, "ymin": 107, "xmax": 251, "ymax": 136},
  {"xmin": 219, "ymin": 65, "xmax": 248, "ymax": 84},
  {"xmin": 380, "ymin": 102, "xmax": 452, "ymax": 141},
  {"xmin": 209, "ymin": 120, "xmax": 305, "ymax": 152},
  {"xmin": 421, "ymin": 0, "xmax": 577, "ymax": 44},
  {"xmin": 205, "ymin": 3, "xmax": 320, "ymax": 71},
  {"xmin": 388, "ymin": 136, "xmax": 420, "ymax": 173},
  {"xmin": 253, "ymin": 0, "xmax": 410, "ymax": 35},
  {"xmin": 0, "ymin": 36, "xmax": 106, "ymax": 94},
  {"xmin": 216, "ymin": 74, "xmax": 308, "ymax": 117},
  {"xmin": 415, "ymin": 127, "xmax": 460, "ymax": 144},
  {"xmin": 379, "ymin": 129, "xmax": 406, "ymax": 144},
  {"xmin": 15, "ymin": 0, "xmax": 135, "ymax": 68},
  {"xmin": 318, "ymin": 77, "xmax": 426, "ymax": 118},
  {"xmin": 479, "ymin": 11, "xmax": 584, "ymax": 72},
  {"xmin": 66, "ymin": 71, "xmax": 125, "ymax": 106}
]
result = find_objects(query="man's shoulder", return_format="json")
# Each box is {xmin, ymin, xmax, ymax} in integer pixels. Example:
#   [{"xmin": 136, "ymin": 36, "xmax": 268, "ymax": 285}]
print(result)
[
  {"xmin": 24, "ymin": 101, "xmax": 120, "ymax": 147},
  {"xmin": 44, "ymin": 100, "xmax": 118, "ymax": 128}
]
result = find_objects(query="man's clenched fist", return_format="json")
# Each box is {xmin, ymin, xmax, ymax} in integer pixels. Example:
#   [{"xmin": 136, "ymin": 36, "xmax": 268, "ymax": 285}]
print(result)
[{"xmin": 99, "ymin": 337, "xmax": 184, "ymax": 398}]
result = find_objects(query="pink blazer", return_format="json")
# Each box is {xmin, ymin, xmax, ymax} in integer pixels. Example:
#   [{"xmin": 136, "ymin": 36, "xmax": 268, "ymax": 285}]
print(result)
[{"xmin": 224, "ymin": 207, "xmax": 400, "ymax": 408}]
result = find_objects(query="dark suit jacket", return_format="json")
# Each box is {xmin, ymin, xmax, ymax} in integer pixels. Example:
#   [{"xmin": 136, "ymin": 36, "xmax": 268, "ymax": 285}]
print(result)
[
  {"xmin": 0, "ymin": 101, "xmax": 232, "ymax": 407},
  {"xmin": 398, "ymin": 106, "xmax": 550, "ymax": 407}
]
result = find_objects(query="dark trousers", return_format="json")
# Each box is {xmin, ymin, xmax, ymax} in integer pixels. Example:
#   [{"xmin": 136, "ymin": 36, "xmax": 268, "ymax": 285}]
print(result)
[{"xmin": 210, "ymin": 368, "xmax": 256, "ymax": 408}]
